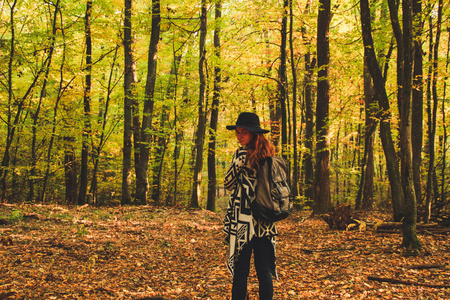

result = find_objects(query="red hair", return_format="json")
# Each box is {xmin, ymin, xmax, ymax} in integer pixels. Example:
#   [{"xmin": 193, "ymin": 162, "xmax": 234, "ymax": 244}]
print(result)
[{"xmin": 246, "ymin": 133, "xmax": 275, "ymax": 170}]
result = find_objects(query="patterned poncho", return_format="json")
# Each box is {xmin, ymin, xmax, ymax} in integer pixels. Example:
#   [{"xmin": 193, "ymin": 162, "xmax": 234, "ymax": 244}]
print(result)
[{"xmin": 223, "ymin": 147, "xmax": 278, "ymax": 278}]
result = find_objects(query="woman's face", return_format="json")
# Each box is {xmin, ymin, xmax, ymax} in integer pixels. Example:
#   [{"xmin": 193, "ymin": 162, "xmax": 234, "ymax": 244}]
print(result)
[{"xmin": 235, "ymin": 127, "xmax": 254, "ymax": 146}]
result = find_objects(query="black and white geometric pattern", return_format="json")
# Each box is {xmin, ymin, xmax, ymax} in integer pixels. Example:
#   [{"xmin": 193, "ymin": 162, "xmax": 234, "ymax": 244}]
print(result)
[{"xmin": 223, "ymin": 147, "xmax": 278, "ymax": 278}]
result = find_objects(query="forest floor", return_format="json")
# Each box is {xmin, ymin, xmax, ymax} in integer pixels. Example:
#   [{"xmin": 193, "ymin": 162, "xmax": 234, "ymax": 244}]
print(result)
[{"xmin": 1, "ymin": 203, "xmax": 449, "ymax": 300}]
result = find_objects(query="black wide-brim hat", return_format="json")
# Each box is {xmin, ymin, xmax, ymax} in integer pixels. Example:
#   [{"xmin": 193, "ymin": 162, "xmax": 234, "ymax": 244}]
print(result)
[{"xmin": 226, "ymin": 112, "xmax": 270, "ymax": 133}]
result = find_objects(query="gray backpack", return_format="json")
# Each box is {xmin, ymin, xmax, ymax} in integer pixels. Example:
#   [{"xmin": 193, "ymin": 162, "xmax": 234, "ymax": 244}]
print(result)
[{"xmin": 252, "ymin": 156, "xmax": 293, "ymax": 222}]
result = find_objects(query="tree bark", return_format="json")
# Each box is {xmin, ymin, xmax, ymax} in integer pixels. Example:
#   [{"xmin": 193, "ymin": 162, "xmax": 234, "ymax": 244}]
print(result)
[
  {"xmin": 268, "ymin": 46, "xmax": 281, "ymax": 150},
  {"xmin": 91, "ymin": 47, "xmax": 118, "ymax": 205},
  {"xmin": 425, "ymin": 0, "xmax": 443, "ymax": 222},
  {"xmin": 440, "ymin": 25, "xmax": 450, "ymax": 213},
  {"xmin": 64, "ymin": 136, "xmax": 77, "ymax": 205},
  {"xmin": 152, "ymin": 55, "xmax": 181, "ymax": 205},
  {"xmin": 399, "ymin": 0, "xmax": 420, "ymax": 251},
  {"xmin": 356, "ymin": 58, "xmax": 376, "ymax": 210},
  {"xmin": 207, "ymin": 0, "xmax": 222, "ymax": 212},
  {"xmin": 135, "ymin": 0, "xmax": 161, "ymax": 205},
  {"xmin": 314, "ymin": 0, "xmax": 331, "ymax": 214},
  {"xmin": 122, "ymin": 0, "xmax": 136, "ymax": 205},
  {"xmin": 278, "ymin": 0, "xmax": 289, "ymax": 158},
  {"xmin": 78, "ymin": 0, "xmax": 93, "ymax": 206},
  {"xmin": 387, "ymin": 0, "xmax": 404, "ymax": 119},
  {"xmin": 411, "ymin": 0, "xmax": 423, "ymax": 207},
  {"xmin": 42, "ymin": 5, "xmax": 68, "ymax": 203},
  {"xmin": 1, "ymin": 0, "xmax": 18, "ymax": 200},
  {"xmin": 290, "ymin": 0, "xmax": 299, "ymax": 198},
  {"xmin": 302, "ymin": 0, "xmax": 314, "ymax": 203},
  {"xmin": 191, "ymin": 0, "xmax": 207, "ymax": 208},
  {"xmin": 27, "ymin": 1, "xmax": 59, "ymax": 202},
  {"xmin": 360, "ymin": 0, "xmax": 405, "ymax": 222}
]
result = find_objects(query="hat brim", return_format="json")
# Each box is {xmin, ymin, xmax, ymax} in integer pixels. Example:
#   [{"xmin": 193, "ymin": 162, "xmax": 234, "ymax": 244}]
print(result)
[{"xmin": 226, "ymin": 125, "xmax": 270, "ymax": 134}]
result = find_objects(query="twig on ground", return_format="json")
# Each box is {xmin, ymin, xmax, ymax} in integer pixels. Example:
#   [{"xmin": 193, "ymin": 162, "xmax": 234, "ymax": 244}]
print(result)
[{"xmin": 368, "ymin": 276, "xmax": 450, "ymax": 289}]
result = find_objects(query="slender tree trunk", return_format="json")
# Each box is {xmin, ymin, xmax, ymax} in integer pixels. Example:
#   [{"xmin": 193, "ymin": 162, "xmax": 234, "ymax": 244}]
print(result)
[
  {"xmin": 2, "ymin": 8, "xmax": 46, "ymax": 200},
  {"xmin": 261, "ymin": 30, "xmax": 279, "ymax": 150},
  {"xmin": 399, "ymin": 0, "xmax": 421, "ymax": 252},
  {"xmin": 172, "ymin": 106, "xmax": 184, "ymax": 206},
  {"xmin": 135, "ymin": 0, "xmax": 161, "ymax": 204},
  {"xmin": 207, "ymin": 0, "xmax": 222, "ymax": 212},
  {"xmin": 426, "ymin": 0, "xmax": 443, "ymax": 222},
  {"xmin": 42, "ymin": 8, "xmax": 69, "ymax": 203},
  {"xmin": 28, "ymin": 0, "xmax": 60, "ymax": 201},
  {"xmin": 64, "ymin": 135, "xmax": 77, "ymax": 205},
  {"xmin": 356, "ymin": 58, "xmax": 376, "ymax": 210},
  {"xmin": 424, "ymin": 15, "xmax": 433, "ymax": 221},
  {"xmin": 387, "ymin": 0, "xmax": 404, "ymax": 119},
  {"xmin": 91, "ymin": 48, "xmax": 118, "ymax": 205},
  {"xmin": 172, "ymin": 63, "xmax": 191, "ymax": 205},
  {"xmin": 411, "ymin": 0, "xmax": 423, "ymax": 206},
  {"xmin": 278, "ymin": 0, "xmax": 288, "ymax": 158},
  {"xmin": 122, "ymin": 0, "xmax": 136, "ymax": 205},
  {"xmin": 191, "ymin": 0, "xmax": 207, "ymax": 208},
  {"xmin": 28, "ymin": 55, "xmax": 51, "ymax": 202},
  {"xmin": 151, "ymin": 114, "xmax": 167, "ymax": 205},
  {"xmin": 289, "ymin": 0, "xmax": 299, "ymax": 197},
  {"xmin": 360, "ymin": 0, "xmax": 405, "ymax": 222},
  {"xmin": 1, "ymin": 0, "xmax": 18, "ymax": 200},
  {"xmin": 28, "ymin": 3, "xmax": 58, "ymax": 202},
  {"xmin": 152, "ymin": 55, "xmax": 181, "ymax": 205},
  {"xmin": 440, "ymin": 28, "xmax": 450, "ymax": 212},
  {"xmin": 314, "ymin": 0, "xmax": 331, "ymax": 214},
  {"xmin": 302, "ymin": 0, "xmax": 314, "ymax": 203},
  {"xmin": 78, "ymin": 0, "xmax": 93, "ymax": 205}
]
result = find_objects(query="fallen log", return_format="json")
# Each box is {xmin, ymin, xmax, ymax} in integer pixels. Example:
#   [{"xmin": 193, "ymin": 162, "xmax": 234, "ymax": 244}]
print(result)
[
  {"xmin": 368, "ymin": 276, "xmax": 450, "ymax": 289},
  {"xmin": 369, "ymin": 222, "xmax": 440, "ymax": 230},
  {"xmin": 301, "ymin": 246, "xmax": 355, "ymax": 254},
  {"xmin": 367, "ymin": 222, "xmax": 450, "ymax": 235},
  {"xmin": 403, "ymin": 264, "xmax": 445, "ymax": 270}
]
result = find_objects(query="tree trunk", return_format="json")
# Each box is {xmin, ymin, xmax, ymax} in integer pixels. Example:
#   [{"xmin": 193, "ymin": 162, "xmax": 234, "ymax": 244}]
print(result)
[
  {"xmin": 387, "ymin": 0, "xmax": 404, "ymax": 119},
  {"xmin": 135, "ymin": 0, "xmax": 161, "ymax": 205},
  {"xmin": 290, "ymin": 0, "xmax": 299, "ymax": 198},
  {"xmin": 302, "ymin": 0, "xmax": 314, "ymax": 203},
  {"xmin": 152, "ymin": 55, "xmax": 181, "ymax": 205},
  {"xmin": 278, "ymin": 0, "xmax": 288, "ymax": 158},
  {"xmin": 207, "ymin": 0, "xmax": 222, "ymax": 212},
  {"xmin": 42, "ymin": 10, "xmax": 69, "ymax": 203},
  {"xmin": 151, "ymin": 109, "xmax": 167, "ymax": 205},
  {"xmin": 28, "ymin": 1, "xmax": 59, "ymax": 202},
  {"xmin": 172, "ymin": 108, "xmax": 184, "ymax": 206},
  {"xmin": 411, "ymin": 0, "xmax": 423, "ymax": 207},
  {"xmin": 356, "ymin": 58, "xmax": 376, "ymax": 210},
  {"xmin": 1, "ymin": 0, "xmax": 18, "ymax": 200},
  {"xmin": 399, "ymin": 0, "xmax": 420, "ymax": 252},
  {"xmin": 426, "ymin": 0, "xmax": 443, "ymax": 222},
  {"xmin": 440, "ymin": 25, "xmax": 450, "ymax": 213},
  {"xmin": 314, "ymin": 0, "xmax": 331, "ymax": 214},
  {"xmin": 360, "ymin": 0, "xmax": 405, "ymax": 222},
  {"xmin": 28, "ymin": 58, "xmax": 49, "ymax": 202},
  {"xmin": 191, "ymin": 0, "xmax": 207, "ymax": 208},
  {"xmin": 78, "ymin": 0, "xmax": 93, "ymax": 206},
  {"xmin": 424, "ymin": 16, "xmax": 433, "ymax": 221},
  {"xmin": 122, "ymin": 0, "xmax": 136, "ymax": 205},
  {"xmin": 91, "ymin": 47, "xmax": 118, "ymax": 205},
  {"xmin": 64, "ymin": 136, "xmax": 77, "ymax": 205}
]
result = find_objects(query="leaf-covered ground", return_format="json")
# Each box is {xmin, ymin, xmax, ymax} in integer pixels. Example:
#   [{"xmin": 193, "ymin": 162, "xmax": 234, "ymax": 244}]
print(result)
[{"xmin": 1, "ymin": 203, "xmax": 449, "ymax": 299}]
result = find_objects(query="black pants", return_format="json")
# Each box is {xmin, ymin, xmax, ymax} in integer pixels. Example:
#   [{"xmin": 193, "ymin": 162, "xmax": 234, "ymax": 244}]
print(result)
[{"xmin": 232, "ymin": 237, "xmax": 274, "ymax": 300}]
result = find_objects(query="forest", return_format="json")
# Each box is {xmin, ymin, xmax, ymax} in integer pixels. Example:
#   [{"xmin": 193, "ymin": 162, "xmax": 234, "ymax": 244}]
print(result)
[{"xmin": 0, "ymin": 0, "xmax": 449, "ymax": 251}]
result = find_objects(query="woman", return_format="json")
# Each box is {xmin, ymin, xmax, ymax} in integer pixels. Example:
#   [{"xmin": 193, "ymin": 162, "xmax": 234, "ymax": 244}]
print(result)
[{"xmin": 223, "ymin": 112, "xmax": 278, "ymax": 300}]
